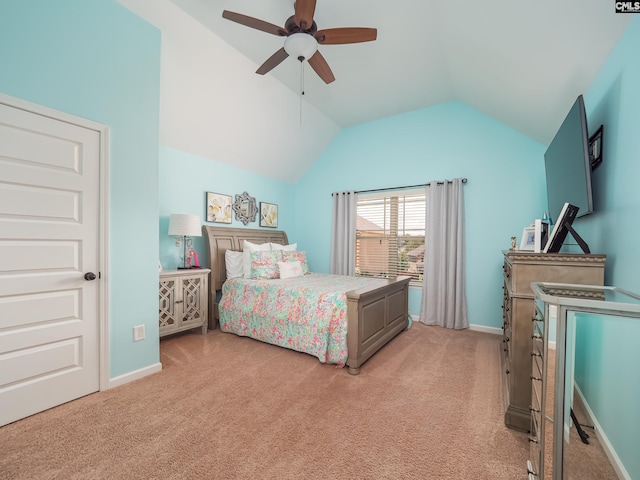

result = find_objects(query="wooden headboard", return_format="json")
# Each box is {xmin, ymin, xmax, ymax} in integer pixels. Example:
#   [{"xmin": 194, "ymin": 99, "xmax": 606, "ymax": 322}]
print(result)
[{"xmin": 202, "ymin": 225, "xmax": 289, "ymax": 291}]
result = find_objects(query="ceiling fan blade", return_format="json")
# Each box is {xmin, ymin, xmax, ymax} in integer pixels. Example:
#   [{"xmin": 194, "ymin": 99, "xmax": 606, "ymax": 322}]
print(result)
[
  {"xmin": 308, "ymin": 51, "xmax": 335, "ymax": 84},
  {"xmin": 315, "ymin": 28, "xmax": 377, "ymax": 45},
  {"xmin": 294, "ymin": 0, "xmax": 316, "ymax": 30},
  {"xmin": 256, "ymin": 48, "xmax": 290, "ymax": 75},
  {"xmin": 222, "ymin": 10, "xmax": 287, "ymax": 37}
]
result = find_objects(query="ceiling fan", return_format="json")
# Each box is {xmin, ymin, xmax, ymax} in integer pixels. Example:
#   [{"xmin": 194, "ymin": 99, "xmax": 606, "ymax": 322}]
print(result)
[{"xmin": 222, "ymin": 0, "xmax": 377, "ymax": 84}]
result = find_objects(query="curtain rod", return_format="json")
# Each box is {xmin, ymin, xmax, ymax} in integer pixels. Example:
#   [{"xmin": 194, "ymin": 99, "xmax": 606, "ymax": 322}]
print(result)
[{"xmin": 354, "ymin": 178, "xmax": 467, "ymax": 195}]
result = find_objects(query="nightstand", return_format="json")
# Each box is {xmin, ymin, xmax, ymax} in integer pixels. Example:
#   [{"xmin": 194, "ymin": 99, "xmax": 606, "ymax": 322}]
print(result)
[{"xmin": 159, "ymin": 268, "xmax": 210, "ymax": 337}]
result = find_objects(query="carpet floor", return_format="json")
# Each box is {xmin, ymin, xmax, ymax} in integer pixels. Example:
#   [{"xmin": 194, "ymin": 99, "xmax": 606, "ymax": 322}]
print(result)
[{"xmin": 0, "ymin": 323, "xmax": 529, "ymax": 479}]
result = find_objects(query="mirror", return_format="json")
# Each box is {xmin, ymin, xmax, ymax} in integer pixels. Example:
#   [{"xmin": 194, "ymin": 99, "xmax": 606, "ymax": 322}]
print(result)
[
  {"xmin": 232, "ymin": 192, "xmax": 257, "ymax": 225},
  {"xmin": 562, "ymin": 312, "xmax": 629, "ymax": 480}
]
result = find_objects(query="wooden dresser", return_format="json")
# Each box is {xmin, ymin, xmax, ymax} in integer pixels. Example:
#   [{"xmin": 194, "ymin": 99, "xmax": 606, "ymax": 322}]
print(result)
[{"xmin": 501, "ymin": 251, "xmax": 605, "ymax": 432}]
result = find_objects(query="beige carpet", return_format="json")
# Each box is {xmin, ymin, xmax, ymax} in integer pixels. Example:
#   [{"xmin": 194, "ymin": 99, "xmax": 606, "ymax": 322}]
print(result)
[{"xmin": 0, "ymin": 323, "xmax": 528, "ymax": 479}]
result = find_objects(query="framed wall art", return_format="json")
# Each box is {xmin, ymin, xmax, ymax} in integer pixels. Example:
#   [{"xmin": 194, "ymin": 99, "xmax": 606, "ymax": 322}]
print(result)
[
  {"xmin": 260, "ymin": 202, "xmax": 278, "ymax": 228},
  {"xmin": 589, "ymin": 124, "xmax": 603, "ymax": 170},
  {"xmin": 206, "ymin": 192, "xmax": 232, "ymax": 224}
]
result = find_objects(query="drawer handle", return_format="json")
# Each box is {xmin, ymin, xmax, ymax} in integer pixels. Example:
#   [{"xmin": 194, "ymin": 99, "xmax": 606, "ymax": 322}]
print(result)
[
  {"xmin": 505, "ymin": 369, "xmax": 510, "ymax": 375},
  {"xmin": 532, "ymin": 334, "xmax": 542, "ymax": 340},
  {"xmin": 529, "ymin": 406, "xmax": 541, "ymax": 413},
  {"xmin": 531, "ymin": 352, "xmax": 542, "ymax": 357},
  {"xmin": 528, "ymin": 436, "xmax": 538, "ymax": 444},
  {"xmin": 175, "ymin": 300, "xmax": 184, "ymax": 304},
  {"xmin": 530, "ymin": 375, "xmax": 542, "ymax": 382}
]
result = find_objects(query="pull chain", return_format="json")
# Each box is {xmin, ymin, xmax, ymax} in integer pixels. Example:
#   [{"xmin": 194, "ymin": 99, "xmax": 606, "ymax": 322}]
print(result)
[{"xmin": 299, "ymin": 60, "xmax": 305, "ymax": 126}]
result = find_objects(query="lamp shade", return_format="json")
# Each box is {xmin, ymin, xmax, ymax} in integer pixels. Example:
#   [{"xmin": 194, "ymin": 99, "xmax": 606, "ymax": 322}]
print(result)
[{"xmin": 168, "ymin": 214, "xmax": 202, "ymax": 237}]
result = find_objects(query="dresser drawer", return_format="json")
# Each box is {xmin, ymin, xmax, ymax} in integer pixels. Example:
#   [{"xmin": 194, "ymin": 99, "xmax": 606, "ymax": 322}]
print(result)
[{"xmin": 503, "ymin": 260, "xmax": 513, "ymax": 292}]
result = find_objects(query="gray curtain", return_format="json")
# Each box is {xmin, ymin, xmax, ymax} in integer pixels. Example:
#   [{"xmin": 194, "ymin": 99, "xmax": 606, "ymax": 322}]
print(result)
[
  {"xmin": 330, "ymin": 191, "xmax": 357, "ymax": 275},
  {"xmin": 420, "ymin": 178, "xmax": 469, "ymax": 329}
]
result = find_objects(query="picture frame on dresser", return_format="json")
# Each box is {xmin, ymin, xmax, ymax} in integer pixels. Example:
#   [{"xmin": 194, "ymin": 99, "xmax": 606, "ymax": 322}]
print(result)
[
  {"xmin": 519, "ymin": 220, "xmax": 549, "ymax": 253},
  {"xmin": 519, "ymin": 227, "xmax": 535, "ymax": 251}
]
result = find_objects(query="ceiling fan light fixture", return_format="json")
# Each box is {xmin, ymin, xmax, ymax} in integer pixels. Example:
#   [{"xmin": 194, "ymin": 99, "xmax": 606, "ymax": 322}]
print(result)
[{"xmin": 284, "ymin": 33, "xmax": 318, "ymax": 61}]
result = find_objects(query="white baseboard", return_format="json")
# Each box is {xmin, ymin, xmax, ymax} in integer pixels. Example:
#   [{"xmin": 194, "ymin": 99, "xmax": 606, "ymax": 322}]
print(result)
[
  {"xmin": 410, "ymin": 315, "xmax": 502, "ymax": 335},
  {"xmin": 574, "ymin": 384, "xmax": 631, "ymax": 480},
  {"xmin": 469, "ymin": 324, "xmax": 502, "ymax": 335},
  {"xmin": 107, "ymin": 362, "xmax": 162, "ymax": 389}
]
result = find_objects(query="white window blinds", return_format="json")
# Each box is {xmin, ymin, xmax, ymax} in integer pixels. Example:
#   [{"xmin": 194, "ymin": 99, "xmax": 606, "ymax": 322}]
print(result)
[{"xmin": 355, "ymin": 189, "xmax": 426, "ymax": 286}]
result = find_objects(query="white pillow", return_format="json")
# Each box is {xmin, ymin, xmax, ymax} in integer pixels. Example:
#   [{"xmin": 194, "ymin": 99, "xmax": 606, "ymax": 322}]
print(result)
[
  {"xmin": 271, "ymin": 242, "xmax": 297, "ymax": 252},
  {"xmin": 243, "ymin": 240, "xmax": 271, "ymax": 278},
  {"xmin": 278, "ymin": 260, "xmax": 304, "ymax": 279},
  {"xmin": 225, "ymin": 250, "xmax": 244, "ymax": 279}
]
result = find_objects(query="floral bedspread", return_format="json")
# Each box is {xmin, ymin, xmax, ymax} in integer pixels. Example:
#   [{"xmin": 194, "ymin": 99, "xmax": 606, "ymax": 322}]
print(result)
[{"xmin": 219, "ymin": 273, "xmax": 382, "ymax": 367}]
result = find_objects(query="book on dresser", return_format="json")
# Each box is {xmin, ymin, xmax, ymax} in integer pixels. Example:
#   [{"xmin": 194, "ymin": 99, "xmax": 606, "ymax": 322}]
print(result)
[{"xmin": 500, "ymin": 251, "xmax": 605, "ymax": 432}]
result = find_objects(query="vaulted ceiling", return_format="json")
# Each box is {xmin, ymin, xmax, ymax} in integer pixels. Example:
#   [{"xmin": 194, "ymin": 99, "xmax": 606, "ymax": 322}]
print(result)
[
  {"xmin": 171, "ymin": 0, "xmax": 631, "ymax": 144},
  {"xmin": 119, "ymin": 0, "xmax": 632, "ymax": 182}
]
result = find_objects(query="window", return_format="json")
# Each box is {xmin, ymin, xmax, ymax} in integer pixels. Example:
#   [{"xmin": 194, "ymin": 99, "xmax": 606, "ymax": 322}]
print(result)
[{"xmin": 355, "ymin": 189, "xmax": 425, "ymax": 286}]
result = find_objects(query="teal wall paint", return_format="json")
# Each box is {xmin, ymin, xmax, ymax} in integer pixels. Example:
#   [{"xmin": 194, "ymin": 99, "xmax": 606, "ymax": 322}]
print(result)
[
  {"xmin": 159, "ymin": 146, "xmax": 296, "ymax": 270},
  {"xmin": 293, "ymin": 101, "xmax": 547, "ymax": 327},
  {"xmin": 570, "ymin": 17, "xmax": 640, "ymax": 480},
  {"xmin": 580, "ymin": 16, "xmax": 640, "ymax": 292},
  {"xmin": 0, "ymin": 0, "xmax": 161, "ymax": 378}
]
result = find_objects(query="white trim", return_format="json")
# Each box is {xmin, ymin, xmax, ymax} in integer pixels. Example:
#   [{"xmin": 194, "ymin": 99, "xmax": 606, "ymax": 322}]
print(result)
[
  {"xmin": 98, "ymin": 126, "xmax": 110, "ymax": 391},
  {"xmin": 410, "ymin": 316, "xmax": 502, "ymax": 335},
  {"xmin": 0, "ymin": 93, "xmax": 111, "ymax": 393},
  {"xmin": 108, "ymin": 363, "xmax": 163, "ymax": 389},
  {"xmin": 468, "ymin": 324, "xmax": 502, "ymax": 335},
  {"xmin": 574, "ymin": 384, "xmax": 631, "ymax": 480}
]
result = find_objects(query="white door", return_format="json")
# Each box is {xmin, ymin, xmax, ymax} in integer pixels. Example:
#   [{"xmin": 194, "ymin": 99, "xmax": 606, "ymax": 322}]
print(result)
[{"xmin": 0, "ymin": 100, "xmax": 101, "ymax": 426}]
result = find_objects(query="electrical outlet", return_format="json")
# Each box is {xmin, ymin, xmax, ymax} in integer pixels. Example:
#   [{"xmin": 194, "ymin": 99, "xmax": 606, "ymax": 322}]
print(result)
[{"xmin": 133, "ymin": 325, "xmax": 145, "ymax": 342}]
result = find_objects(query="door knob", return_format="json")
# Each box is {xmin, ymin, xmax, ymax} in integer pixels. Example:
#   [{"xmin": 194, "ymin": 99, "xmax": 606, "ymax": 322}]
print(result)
[{"xmin": 84, "ymin": 272, "xmax": 97, "ymax": 281}]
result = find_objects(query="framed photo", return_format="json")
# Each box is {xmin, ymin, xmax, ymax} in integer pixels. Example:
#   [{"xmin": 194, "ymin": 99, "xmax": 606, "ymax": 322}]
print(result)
[
  {"xmin": 519, "ymin": 227, "xmax": 536, "ymax": 251},
  {"xmin": 589, "ymin": 125, "xmax": 604, "ymax": 170},
  {"xmin": 260, "ymin": 202, "xmax": 278, "ymax": 228},
  {"xmin": 206, "ymin": 192, "xmax": 232, "ymax": 224},
  {"xmin": 520, "ymin": 220, "xmax": 550, "ymax": 252}
]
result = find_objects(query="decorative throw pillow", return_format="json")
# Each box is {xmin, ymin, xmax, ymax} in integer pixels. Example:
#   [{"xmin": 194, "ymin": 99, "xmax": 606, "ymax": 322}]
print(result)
[
  {"xmin": 281, "ymin": 251, "xmax": 309, "ymax": 274},
  {"xmin": 243, "ymin": 240, "xmax": 271, "ymax": 278},
  {"xmin": 250, "ymin": 250, "xmax": 283, "ymax": 279},
  {"xmin": 270, "ymin": 242, "xmax": 297, "ymax": 252},
  {"xmin": 225, "ymin": 250, "xmax": 244, "ymax": 279},
  {"xmin": 278, "ymin": 260, "xmax": 304, "ymax": 279}
]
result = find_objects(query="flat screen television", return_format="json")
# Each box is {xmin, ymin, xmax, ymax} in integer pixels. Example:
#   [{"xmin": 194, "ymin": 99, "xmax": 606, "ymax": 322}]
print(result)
[{"xmin": 544, "ymin": 95, "xmax": 593, "ymax": 224}]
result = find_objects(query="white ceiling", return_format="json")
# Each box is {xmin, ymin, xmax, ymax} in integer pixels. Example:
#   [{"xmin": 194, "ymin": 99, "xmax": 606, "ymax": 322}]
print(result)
[{"xmin": 170, "ymin": 0, "xmax": 631, "ymax": 145}]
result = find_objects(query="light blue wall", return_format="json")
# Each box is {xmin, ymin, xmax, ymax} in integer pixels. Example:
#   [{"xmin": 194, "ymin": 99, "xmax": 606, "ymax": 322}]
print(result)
[
  {"xmin": 293, "ymin": 101, "xmax": 547, "ymax": 327},
  {"xmin": 571, "ymin": 17, "xmax": 640, "ymax": 480},
  {"xmin": 0, "ymin": 0, "xmax": 161, "ymax": 378},
  {"xmin": 159, "ymin": 146, "xmax": 296, "ymax": 269}
]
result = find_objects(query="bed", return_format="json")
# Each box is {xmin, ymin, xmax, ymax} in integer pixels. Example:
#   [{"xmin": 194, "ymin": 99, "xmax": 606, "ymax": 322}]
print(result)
[{"xmin": 203, "ymin": 226, "xmax": 410, "ymax": 375}]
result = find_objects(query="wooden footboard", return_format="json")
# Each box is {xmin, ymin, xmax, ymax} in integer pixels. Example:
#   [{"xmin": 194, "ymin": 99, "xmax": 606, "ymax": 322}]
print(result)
[{"xmin": 345, "ymin": 276, "xmax": 411, "ymax": 375}]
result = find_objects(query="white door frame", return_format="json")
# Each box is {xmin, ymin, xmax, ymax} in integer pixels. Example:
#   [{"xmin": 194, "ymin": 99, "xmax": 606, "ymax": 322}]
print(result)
[{"xmin": 0, "ymin": 92, "xmax": 110, "ymax": 392}]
